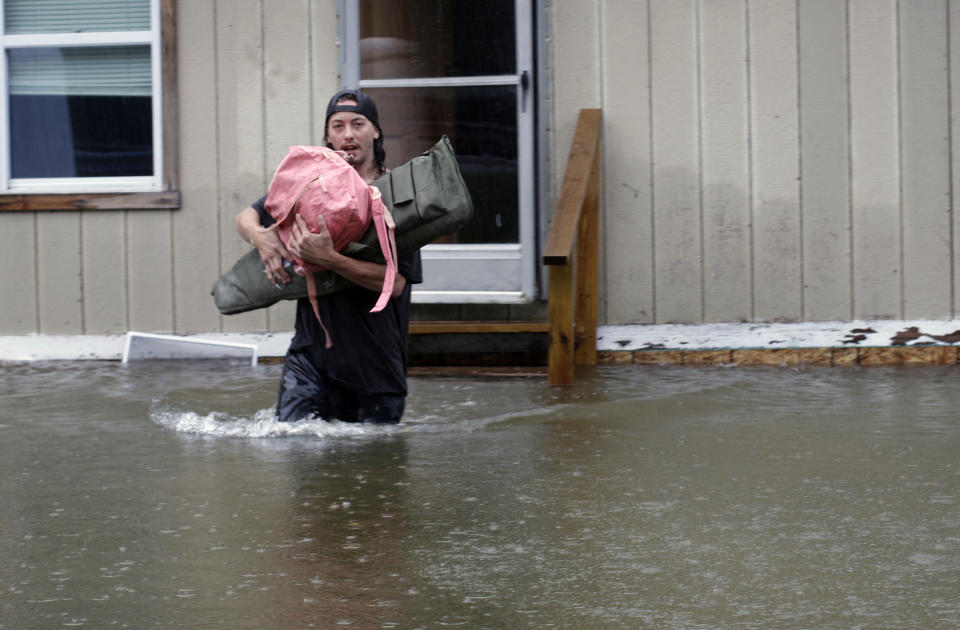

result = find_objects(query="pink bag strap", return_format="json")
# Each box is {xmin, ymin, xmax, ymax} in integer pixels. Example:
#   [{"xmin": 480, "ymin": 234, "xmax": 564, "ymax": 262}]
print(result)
[
  {"xmin": 304, "ymin": 272, "xmax": 334, "ymax": 349},
  {"xmin": 368, "ymin": 186, "xmax": 397, "ymax": 313}
]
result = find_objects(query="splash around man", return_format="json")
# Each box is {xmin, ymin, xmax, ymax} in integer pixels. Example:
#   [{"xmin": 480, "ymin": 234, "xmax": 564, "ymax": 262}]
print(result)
[{"xmin": 235, "ymin": 89, "xmax": 422, "ymax": 424}]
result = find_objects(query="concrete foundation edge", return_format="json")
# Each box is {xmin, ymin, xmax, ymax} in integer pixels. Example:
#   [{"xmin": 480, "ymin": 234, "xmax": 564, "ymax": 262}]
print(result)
[{"xmin": 3, "ymin": 319, "xmax": 960, "ymax": 366}]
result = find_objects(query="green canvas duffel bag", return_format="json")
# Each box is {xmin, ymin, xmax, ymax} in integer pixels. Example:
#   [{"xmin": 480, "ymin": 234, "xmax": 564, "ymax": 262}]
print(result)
[{"xmin": 211, "ymin": 135, "xmax": 473, "ymax": 315}]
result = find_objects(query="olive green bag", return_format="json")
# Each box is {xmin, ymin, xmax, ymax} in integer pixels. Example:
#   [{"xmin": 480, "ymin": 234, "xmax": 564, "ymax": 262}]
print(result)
[{"xmin": 212, "ymin": 136, "xmax": 472, "ymax": 315}]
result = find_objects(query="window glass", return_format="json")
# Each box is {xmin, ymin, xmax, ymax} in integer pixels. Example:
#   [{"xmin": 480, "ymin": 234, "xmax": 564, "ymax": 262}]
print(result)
[
  {"xmin": 8, "ymin": 46, "xmax": 151, "ymax": 96},
  {"xmin": 366, "ymin": 84, "xmax": 519, "ymax": 244},
  {"xmin": 7, "ymin": 46, "xmax": 153, "ymax": 178},
  {"xmin": 359, "ymin": 0, "xmax": 515, "ymax": 79},
  {"xmin": 4, "ymin": 0, "xmax": 150, "ymax": 34}
]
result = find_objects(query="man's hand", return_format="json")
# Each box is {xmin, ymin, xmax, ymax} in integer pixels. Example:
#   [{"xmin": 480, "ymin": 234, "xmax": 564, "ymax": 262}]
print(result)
[
  {"xmin": 235, "ymin": 206, "xmax": 292, "ymax": 284},
  {"xmin": 289, "ymin": 214, "xmax": 338, "ymax": 268},
  {"xmin": 288, "ymin": 213, "xmax": 407, "ymax": 297},
  {"xmin": 254, "ymin": 224, "xmax": 293, "ymax": 284}
]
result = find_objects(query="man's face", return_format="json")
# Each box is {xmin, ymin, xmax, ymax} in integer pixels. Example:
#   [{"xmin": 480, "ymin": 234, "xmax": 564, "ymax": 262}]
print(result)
[{"xmin": 326, "ymin": 100, "xmax": 379, "ymax": 168}]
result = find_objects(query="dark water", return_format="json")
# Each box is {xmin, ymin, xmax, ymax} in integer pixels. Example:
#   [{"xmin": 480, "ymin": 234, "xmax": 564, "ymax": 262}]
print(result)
[{"xmin": 1, "ymin": 361, "xmax": 958, "ymax": 629}]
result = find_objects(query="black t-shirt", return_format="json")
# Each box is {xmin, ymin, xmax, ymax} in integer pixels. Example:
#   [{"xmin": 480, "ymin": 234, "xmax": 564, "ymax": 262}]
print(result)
[{"xmin": 253, "ymin": 196, "xmax": 423, "ymax": 396}]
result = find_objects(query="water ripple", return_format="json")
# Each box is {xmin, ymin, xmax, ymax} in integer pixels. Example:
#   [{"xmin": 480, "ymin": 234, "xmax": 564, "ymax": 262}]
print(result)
[{"xmin": 149, "ymin": 406, "xmax": 380, "ymax": 439}]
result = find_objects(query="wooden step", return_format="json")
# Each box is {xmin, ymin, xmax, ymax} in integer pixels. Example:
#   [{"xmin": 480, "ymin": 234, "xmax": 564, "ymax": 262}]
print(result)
[{"xmin": 409, "ymin": 320, "xmax": 550, "ymax": 335}]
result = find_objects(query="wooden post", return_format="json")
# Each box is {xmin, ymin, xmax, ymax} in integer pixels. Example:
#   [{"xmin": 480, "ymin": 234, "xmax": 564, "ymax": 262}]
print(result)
[
  {"xmin": 575, "ymin": 152, "xmax": 600, "ymax": 366},
  {"xmin": 544, "ymin": 108, "xmax": 602, "ymax": 386},
  {"xmin": 548, "ymin": 264, "xmax": 575, "ymax": 385}
]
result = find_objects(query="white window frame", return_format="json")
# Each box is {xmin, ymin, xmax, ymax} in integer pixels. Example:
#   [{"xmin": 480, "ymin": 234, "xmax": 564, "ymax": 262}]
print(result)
[
  {"xmin": 340, "ymin": 0, "xmax": 538, "ymax": 304},
  {"xmin": 0, "ymin": 0, "xmax": 173, "ymax": 201}
]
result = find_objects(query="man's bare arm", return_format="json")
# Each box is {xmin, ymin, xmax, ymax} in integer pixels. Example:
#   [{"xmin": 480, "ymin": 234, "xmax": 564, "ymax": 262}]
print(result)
[
  {"xmin": 235, "ymin": 206, "xmax": 293, "ymax": 284},
  {"xmin": 288, "ymin": 214, "xmax": 407, "ymax": 296}
]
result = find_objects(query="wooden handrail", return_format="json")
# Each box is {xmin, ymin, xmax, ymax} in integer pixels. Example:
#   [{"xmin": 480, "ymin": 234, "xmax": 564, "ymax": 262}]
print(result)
[
  {"xmin": 543, "ymin": 109, "xmax": 603, "ymax": 265},
  {"xmin": 544, "ymin": 108, "xmax": 603, "ymax": 385}
]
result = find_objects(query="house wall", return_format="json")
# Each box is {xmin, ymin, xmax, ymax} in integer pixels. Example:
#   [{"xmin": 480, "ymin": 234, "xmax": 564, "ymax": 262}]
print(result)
[
  {"xmin": 2, "ymin": 0, "xmax": 959, "ymax": 339},
  {"xmin": 1, "ymin": 0, "xmax": 339, "ymax": 337},
  {"xmin": 176, "ymin": 0, "xmax": 340, "ymax": 335},
  {"xmin": 559, "ymin": 0, "xmax": 959, "ymax": 325}
]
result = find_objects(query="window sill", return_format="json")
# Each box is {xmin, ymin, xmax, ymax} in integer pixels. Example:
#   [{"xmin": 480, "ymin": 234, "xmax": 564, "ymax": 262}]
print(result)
[{"xmin": 0, "ymin": 191, "xmax": 181, "ymax": 211}]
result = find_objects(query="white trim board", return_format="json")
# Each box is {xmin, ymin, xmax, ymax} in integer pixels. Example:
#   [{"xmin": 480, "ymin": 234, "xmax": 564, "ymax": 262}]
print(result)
[
  {"xmin": 2, "ymin": 320, "xmax": 960, "ymax": 362},
  {"xmin": 597, "ymin": 320, "xmax": 960, "ymax": 352},
  {"xmin": 0, "ymin": 332, "xmax": 293, "ymax": 362}
]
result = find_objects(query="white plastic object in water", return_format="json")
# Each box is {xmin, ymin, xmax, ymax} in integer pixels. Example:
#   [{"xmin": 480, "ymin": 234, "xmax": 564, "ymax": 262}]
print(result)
[{"xmin": 122, "ymin": 332, "xmax": 258, "ymax": 366}]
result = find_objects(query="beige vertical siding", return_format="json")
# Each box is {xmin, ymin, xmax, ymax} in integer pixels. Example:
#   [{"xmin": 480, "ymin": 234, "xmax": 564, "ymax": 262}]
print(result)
[
  {"xmin": 700, "ymin": 0, "xmax": 751, "ymax": 324},
  {"xmin": 83, "ymin": 212, "xmax": 127, "ymax": 333},
  {"xmin": 5, "ymin": 0, "xmax": 960, "ymax": 337},
  {"xmin": 749, "ymin": 0, "xmax": 802, "ymax": 322},
  {"xmin": 554, "ymin": 0, "xmax": 960, "ymax": 325},
  {"xmin": 650, "ymin": 0, "xmax": 702, "ymax": 323},
  {"xmin": 601, "ymin": 1, "xmax": 655, "ymax": 324},
  {"xmin": 215, "ymin": 0, "xmax": 269, "ymax": 335},
  {"xmin": 849, "ymin": 0, "xmax": 900, "ymax": 320},
  {"xmin": 952, "ymin": 1, "xmax": 960, "ymax": 316},
  {"xmin": 0, "ymin": 0, "xmax": 339, "ymax": 337},
  {"xmin": 899, "ymin": 1, "xmax": 952, "ymax": 319},
  {"xmin": 38, "ymin": 213, "xmax": 83, "ymax": 333},
  {"xmin": 1, "ymin": 214, "xmax": 37, "ymax": 333},
  {"xmin": 551, "ymin": 1, "xmax": 602, "ymax": 180},
  {"xmin": 799, "ymin": 0, "xmax": 851, "ymax": 321},
  {"xmin": 127, "ymin": 211, "xmax": 174, "ymax": 331},
  {"xmin": 176, "ymin": 0, "xmax": 219, "ymax": 334}
]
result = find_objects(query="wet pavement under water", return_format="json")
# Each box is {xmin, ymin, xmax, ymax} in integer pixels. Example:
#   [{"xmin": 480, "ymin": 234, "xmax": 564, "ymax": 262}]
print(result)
[{"xmin": 1, "ymin": 360, "xmax": 958, "ymax": 629}]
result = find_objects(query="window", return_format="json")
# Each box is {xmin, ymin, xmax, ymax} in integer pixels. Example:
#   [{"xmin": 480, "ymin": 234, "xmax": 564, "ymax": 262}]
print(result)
[
  {"xmin": 0, "ymin": 0, "xmax": 178, "ymax": 209},
  {"xmin": 342, "ymin": 0, "xmax": 538, "ymax": 302}
]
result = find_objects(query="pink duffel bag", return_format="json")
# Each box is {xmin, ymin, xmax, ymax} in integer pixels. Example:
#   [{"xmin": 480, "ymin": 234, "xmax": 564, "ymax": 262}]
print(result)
[{"xmin": 265, "ymin": 145, "xmax": 397, "ymax": 347}]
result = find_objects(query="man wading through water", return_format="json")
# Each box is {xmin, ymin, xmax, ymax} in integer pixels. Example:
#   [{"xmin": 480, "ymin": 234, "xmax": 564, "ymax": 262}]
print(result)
[{"xmin": 235, "ymin": 89, "xmax": 423, "ymax": 424}]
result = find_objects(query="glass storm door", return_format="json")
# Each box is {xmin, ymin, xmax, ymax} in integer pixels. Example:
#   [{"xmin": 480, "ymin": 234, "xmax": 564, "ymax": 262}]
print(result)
[{"xmin": 343, "ymin": 0, "xmax": 536, "ymax": 303}]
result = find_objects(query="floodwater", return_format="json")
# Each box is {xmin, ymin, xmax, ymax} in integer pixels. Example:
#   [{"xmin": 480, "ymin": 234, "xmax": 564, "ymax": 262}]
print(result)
[{"xmin": 1, "ymin": 361, "xmax": 958, "ymax": 629}]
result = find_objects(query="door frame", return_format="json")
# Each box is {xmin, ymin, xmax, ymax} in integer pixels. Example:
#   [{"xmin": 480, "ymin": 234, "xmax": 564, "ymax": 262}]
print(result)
[{"xmin": 339, "ymin": 0, "xmax": 540, "ymax": 304}]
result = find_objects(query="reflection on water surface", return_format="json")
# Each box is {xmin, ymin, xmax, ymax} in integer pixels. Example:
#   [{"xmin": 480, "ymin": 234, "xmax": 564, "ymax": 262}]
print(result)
[{"xmin": 1, "ymin": 361, "xmax": 958, "ymax": 628}]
